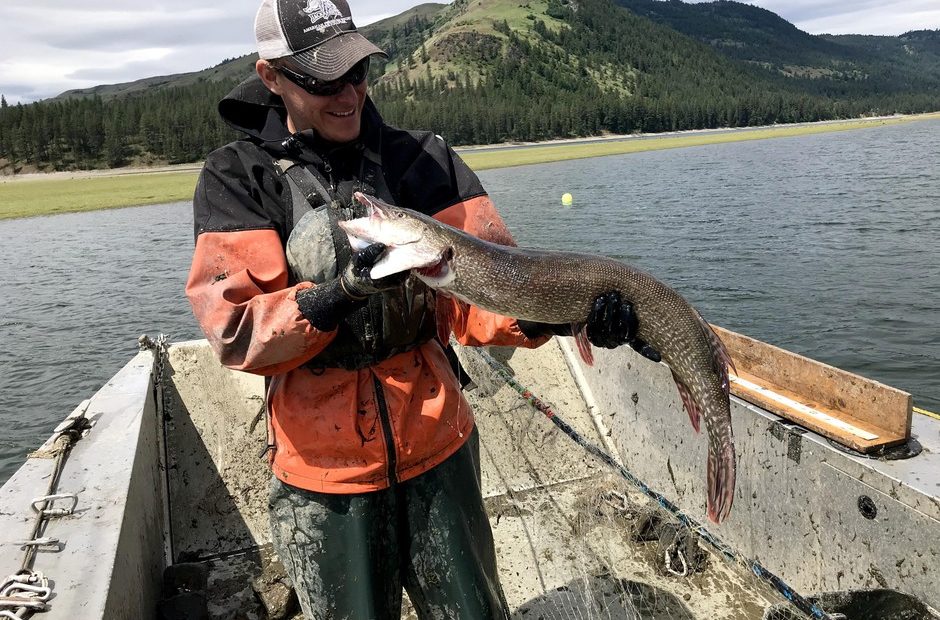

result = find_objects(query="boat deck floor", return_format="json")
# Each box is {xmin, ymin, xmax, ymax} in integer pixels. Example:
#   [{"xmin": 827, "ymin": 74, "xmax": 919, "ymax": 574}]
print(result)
[
  {"xmin": 164, "ymin": 340, "xmax": 786, "ymax": 619},
  {"xmin": 196, "ymin": 474, "xmax": 779, "ymax": 619}
]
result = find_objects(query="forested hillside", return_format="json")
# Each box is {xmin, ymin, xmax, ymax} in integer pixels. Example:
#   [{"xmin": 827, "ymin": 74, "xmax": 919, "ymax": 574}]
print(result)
[
  {"xmin": 0, "ymin": 82, "xmax": 236, "ymax": 170},
  {"xmin": 615, "ymin": 0, "xmax": 940, "ymax": 92},
  {"xmin": 1, "ymin": 0, "xmax": 938, "ymax": 173}
]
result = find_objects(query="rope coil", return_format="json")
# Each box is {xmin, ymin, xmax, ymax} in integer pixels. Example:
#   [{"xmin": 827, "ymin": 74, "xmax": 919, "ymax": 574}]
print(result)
[{"xmin": 0, "ymin": 570, "xmax": 51, "ymax": 618}]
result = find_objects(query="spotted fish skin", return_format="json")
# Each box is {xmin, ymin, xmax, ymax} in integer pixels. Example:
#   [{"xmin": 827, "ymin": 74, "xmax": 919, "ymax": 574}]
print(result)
[{"xmin": 341, "ymin": 192, "xmax": 737, "ymax": 523}]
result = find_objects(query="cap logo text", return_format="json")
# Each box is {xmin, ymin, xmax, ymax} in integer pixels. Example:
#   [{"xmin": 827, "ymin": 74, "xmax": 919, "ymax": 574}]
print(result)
[{"xmin": 300, "ymin": 0, "xmax": 351, "ymax": 33}]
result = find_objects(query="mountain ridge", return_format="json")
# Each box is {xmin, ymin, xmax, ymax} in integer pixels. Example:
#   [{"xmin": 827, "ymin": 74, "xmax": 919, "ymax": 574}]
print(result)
[
  {"xmin": 50, "ymin": 1, "xmax": 940, "ymax": 103},
  {"xmin": 2, "ymin": 0, "xmax": 937, "ymax": 172},
  {"xmin": 52, "ymin": 3, "xmax": 448, "ymax": 102}
]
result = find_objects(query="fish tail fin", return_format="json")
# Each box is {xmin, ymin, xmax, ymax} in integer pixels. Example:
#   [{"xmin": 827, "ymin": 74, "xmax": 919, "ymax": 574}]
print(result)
[
  {"xmin": 574, "ymin": 324, "xmax": 594, "ymax": 366},
  {"xmin": 671, "ymin": 371, "xmax": 701, "ymax": 433},
  {"xmin": 706, "ymin": 442, "xmax": 736, "ymax": 524}
]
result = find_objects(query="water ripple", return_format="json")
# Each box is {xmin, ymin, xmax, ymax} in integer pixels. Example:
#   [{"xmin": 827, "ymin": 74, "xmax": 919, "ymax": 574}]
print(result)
[
  {"xmin": 3, "ymin": 123, "xmax": 940, "ymax": 484},
  {"xmin": 483, "ymin": 119, "xmax": 940, "ymax": 417},
  {"xmin": 0, "ymin": 202, "xmax": 201, "ymax": 483}
]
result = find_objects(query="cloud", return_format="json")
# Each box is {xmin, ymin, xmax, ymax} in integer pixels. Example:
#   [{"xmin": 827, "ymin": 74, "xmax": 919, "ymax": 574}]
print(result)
[
  {"xmin": 708, "ymin": 0, "xmax": 940, "ymax": 35},
  {"xmin": 796, "ymin": 1, "xmax": 940, "ymax": 35},
  {"xmin": 65, "ymin": 52, "xmax": 194, "ymax": 82},
  {"xmin": 0, "ymin": 5, "xmax": 256, "ymax": 102},
  {"xmin": 0, "ymin": 0, "xmax": 428, "ymax": 103},
  {"xmin": 49, "ymin": 14, "xmax": 249, "ymax": 52},
  {"xmin": 3, "ymin": 1, "xmax": 939, "ymax": 105},
  {"xmin": 0, "ymin": 81, "xmax": 43, "ymax": 103}
]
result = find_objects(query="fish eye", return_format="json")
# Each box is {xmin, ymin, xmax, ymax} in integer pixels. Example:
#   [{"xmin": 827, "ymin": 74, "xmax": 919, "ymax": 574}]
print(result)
[{"xmin": 396, "ymin": 212, "xmax": 405, "ymax": 218}]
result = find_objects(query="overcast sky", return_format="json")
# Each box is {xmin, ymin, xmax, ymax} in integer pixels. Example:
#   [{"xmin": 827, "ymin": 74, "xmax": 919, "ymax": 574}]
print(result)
[{"xmin": 1, "ymin": 0, "xmax": 937, "ymax": 105}]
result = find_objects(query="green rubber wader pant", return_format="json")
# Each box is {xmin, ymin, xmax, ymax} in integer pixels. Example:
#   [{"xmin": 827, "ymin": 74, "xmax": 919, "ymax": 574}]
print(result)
[{"xmin": 268, "ymin": 428, "xmax": 510, "ymax": 620}]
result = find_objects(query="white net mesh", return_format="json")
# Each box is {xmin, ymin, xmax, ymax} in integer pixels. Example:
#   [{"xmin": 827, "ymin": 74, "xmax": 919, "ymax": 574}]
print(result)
[{"xmin": 255, "ymin": 0, "xmax": 292, "ymax": 59}]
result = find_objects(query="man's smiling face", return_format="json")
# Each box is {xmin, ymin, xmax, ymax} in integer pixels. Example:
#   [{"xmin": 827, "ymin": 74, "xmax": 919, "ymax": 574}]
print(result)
[{"xmin": 256, "ymin": 59, "xmax": 368, "ymax": 143}]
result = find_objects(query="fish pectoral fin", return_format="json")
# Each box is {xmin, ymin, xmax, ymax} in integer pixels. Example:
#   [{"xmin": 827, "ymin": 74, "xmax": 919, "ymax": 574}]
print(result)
[
  {"xmin": 435, "ymin": 294, "xmax": 469, "ymax": 345},
  {"xmin": 435, "ymin": 295, "xmax": 454, "ymax": 345},
  {"xmin": 671, "ymin": 371, "xmax": 701, "ymax": 433},
  {"xmin": 573, "ymin": 324, "xmax": 594, "ymax": 366}
]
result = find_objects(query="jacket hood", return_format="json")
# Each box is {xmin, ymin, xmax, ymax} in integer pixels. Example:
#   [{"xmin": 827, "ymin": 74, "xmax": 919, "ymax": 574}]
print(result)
[
  {"xmin": 219, "ymin": 75, "xmax": 288, "ymax": 144},
  {"xmin": 218, "ymin": 75, "xmax": 382, "ymax": 156}
]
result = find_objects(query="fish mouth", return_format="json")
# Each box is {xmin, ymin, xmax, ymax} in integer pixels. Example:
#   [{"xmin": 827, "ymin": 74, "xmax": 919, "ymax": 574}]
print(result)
[
  {"xmin": 414, "ymin": 247, "xmax": 454, "ymax": 281},
  {"xmin": 416, "ymin": 256, "xmax": 446, "ymax": 278},
  {"xmin": 353, "ymin": 191, "xmax": 392, "ymax": 222},
  {"xmin": 344, "ymin": 193, "xmax": 450, "ymax": 279},
  {"xmin": 344, "ymin": 192, "xmax": 419, "ymax": 251},
  {"xmin": 350, "ymin": 191, "xmax": 421, "ymax": 244}
]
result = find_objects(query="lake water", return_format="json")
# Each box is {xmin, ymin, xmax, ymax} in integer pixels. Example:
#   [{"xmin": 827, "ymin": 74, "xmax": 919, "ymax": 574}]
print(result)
[{"xmin": 1, "ymin": 119, "xmax": 938, "ymax": 483}]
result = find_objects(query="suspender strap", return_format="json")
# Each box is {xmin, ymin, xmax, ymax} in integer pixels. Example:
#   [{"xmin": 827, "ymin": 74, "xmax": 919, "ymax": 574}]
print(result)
[
  {"xmin": 273, "ymin": 138, "xmax": 431, "ymax": 370},
  {"xmin": 275, "ymin": 158, "xmax": 333, "ymax": 230},
  {"xmin": 275, "ymin": 157, "xmax": 354, "ymax": 279},
  {"xmin": 326, "ymin": 200, "xmax": 353, "ymax": 280}
]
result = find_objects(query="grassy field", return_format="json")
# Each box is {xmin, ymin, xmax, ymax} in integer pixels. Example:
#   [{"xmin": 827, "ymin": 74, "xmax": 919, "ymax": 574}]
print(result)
[
  {"xmin": 2, "ymin": 113, "xmax": 938, "ymax": 221},
  {"xmin": 0, "ymin": 171, "xmax": 200, "ymax": 220}
]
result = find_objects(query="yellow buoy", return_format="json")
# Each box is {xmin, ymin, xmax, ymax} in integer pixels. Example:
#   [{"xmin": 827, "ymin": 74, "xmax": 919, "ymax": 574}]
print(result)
[{"xmin": 561, "ymin": 192, "xmax": 573, "ymax": 206}]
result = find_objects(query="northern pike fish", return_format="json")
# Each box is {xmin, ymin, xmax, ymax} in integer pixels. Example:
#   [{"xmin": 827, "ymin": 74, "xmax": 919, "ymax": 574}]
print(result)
[{"xmin": 340, "ymin": 192, "xmax": 737, "ymax": 523}]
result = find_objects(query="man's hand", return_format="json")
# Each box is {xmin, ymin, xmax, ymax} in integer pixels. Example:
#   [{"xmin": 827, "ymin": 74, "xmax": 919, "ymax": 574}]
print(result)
[
  {"xmin": 340, "ymin": 243, "xmax": 406, "ymax": 299},
  {"xmin": 587, "ymin": 292, "xmax": 660, "ymax": 361},
  {"xmin": 296, "ymin": 243, "xmax": 406, "ymax": 332},
  {"xmin": 517, "ymin": 292, "xmax": 661, "ymax": 362}
]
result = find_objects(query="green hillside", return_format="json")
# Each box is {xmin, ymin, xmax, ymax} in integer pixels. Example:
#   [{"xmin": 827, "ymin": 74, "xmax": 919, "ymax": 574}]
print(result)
[
  {"xmin": 53, "ymin": 57, "xmax": 257, "ymax": 102},
  {"xmin": 1, "ymin": 0, "xmax": 938, "ymax": 173},
  {"xmin": 614, "ymin": 0, "xmax": 940, "ymax": 89},
  {"xmin": 824, "ymin": 29, "xmax": 940, "ymax": 86}
]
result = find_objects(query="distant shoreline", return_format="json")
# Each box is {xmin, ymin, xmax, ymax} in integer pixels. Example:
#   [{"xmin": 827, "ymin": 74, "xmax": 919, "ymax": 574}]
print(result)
[
  {"xmin": 2, "ymin": 112, "xmax": 938, "ymax": 220},
  {"xmin": 457, "ymin": 112, "xmax": 940, "ymax": 170}
]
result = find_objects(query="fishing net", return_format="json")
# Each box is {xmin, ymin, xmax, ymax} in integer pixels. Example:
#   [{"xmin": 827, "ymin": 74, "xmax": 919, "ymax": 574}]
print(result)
[
  {"xmin": 441, "ymin": 340, "xmax": 794, "ymax": 620},
  {"xmin": 159, "ymin": 338, "xmax": 812, "ymax": 619}
]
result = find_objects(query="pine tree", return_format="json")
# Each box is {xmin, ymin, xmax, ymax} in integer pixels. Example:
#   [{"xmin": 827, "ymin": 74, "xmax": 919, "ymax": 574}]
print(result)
[{"xmin": 1, "ymin": 0, "xmax": 938, "ymax": 170}]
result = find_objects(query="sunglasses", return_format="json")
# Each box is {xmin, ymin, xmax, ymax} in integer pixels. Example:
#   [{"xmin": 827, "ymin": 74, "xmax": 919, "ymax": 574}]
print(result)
[{"xmin": 276, "ymin": 57, "xmax": 370, "ymax": 97}]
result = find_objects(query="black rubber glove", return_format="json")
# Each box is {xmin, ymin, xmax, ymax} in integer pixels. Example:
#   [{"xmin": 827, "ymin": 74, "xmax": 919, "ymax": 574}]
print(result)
[
  {"xmin": 517, "ymin": 292, "xmax": 661, "ymax": 362},
  {"xmin": 339, "ymin": 243, "xmax": 406, "ymax": 299},
  {"xmin": 587, "ymin": 291, "xmax": 661, "ymax": 361},
  {"xmin": 296, "ymin": 243, "xmax": 404, "ymax": 331}
]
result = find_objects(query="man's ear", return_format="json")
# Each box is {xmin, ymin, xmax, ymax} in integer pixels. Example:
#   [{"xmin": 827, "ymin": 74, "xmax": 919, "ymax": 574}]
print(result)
[{"xmin": 256, "ymin": 59, "xmax": 282, "ymax": 94}]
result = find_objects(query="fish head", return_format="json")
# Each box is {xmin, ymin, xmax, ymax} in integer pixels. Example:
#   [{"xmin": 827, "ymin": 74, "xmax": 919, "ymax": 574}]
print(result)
[{"xmin": 339, "ymin": 192, "xmax": 456, "ymax": 283}]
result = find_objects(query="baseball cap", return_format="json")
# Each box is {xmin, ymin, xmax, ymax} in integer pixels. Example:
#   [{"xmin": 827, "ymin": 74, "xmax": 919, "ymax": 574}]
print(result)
[{"xmin": 255, "ymin": 0, "xmax": 387, "ymax": 81}]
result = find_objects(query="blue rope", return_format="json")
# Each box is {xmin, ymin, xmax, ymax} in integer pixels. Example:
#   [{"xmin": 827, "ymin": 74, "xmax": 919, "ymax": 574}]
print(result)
[{"xmin": 475, "ymin": 349, "xmax": 833, "ymax": 620}]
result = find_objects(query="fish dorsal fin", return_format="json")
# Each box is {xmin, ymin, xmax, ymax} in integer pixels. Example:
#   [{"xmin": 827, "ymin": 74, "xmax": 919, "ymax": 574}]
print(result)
[
  {"xmin": 435, "ymin": 294, "xmax": 469, "ymax": 345},
  {"xmin": 671, "ymin": 370, "xmax": 701, "ymax": 433},
  {"xmin": 573, "ymin": 324, "xmax": 594, "ymax": 366}
]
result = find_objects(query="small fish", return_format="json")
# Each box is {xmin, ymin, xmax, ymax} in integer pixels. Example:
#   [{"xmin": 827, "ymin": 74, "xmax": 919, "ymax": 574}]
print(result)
[{"xmin": 340, "ymin": 192, "xmax": 737, "ymax": 523}]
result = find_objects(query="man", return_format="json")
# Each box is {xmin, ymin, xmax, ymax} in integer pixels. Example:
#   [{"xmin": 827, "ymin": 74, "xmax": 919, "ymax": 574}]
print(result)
[{"xmin": 186, "ymin": 0, "xmax": 652, "ymax": 617}]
